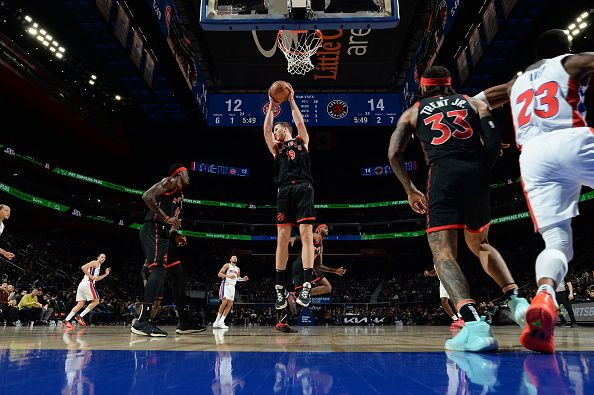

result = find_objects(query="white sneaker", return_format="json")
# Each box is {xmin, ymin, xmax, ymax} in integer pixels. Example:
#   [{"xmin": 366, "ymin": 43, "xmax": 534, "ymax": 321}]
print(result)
[
  {"xmin": 218, "ymin": 322, "xmax": 229, "ymax": 329},
  {"xmin": 213, "ymin": 321, "xmax": 221, "ymax": 328}
]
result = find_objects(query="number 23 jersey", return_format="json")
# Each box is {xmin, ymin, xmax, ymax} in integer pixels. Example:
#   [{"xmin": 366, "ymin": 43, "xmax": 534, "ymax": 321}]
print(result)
[{"xmin": 510, "ymin": 54, "xmax": 588, "ymax": 147}]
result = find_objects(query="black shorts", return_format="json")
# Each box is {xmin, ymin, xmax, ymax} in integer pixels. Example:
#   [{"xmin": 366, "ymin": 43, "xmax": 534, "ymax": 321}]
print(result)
[
  {"xmin": 139, "ymin": 222, "xmax": 183, "ymax": 269},
  {"xmin": 426, "ymin": 159, "xmax": 491, "ymax": 234},
  {"xmin": 277, "ymin": 182, "xmax": 316, "ymax": 225},
  {"xmin": 291, "ymin": 256, "xmax": 324, "ymax": 289}
]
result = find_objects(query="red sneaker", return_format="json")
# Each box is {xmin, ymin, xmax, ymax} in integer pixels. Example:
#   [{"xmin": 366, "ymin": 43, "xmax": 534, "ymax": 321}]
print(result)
[
  {"xmin": 520, "ymin": 291, "xmax": 557, "ymax": 354},
  {"xmin": 63, "ymin": 321, "xmax": 74, "ymax": 330},
  {"xmin": 450, "ymin": 319, "xmax": 465, "ymax": 329},
  {"xmin": 74, "ymin": 315, "xmax": 87, "ymax": 326}
]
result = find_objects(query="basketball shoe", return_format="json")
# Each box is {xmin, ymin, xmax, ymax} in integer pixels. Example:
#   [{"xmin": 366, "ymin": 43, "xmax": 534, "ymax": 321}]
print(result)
[
  {"xmin": 276, "ymin": 322, "xmax": 298, "ymax": 334},
  {"xmin": 296, "ymin": 282, "xmax": 311, "ymax": 307},
  {"xmin": 445, "ymin": 320, "xmax": 498, "ymax": 352},
  {"xmin": 63, "ymin": 321, "xmax": 75, "ymax": 330},
  {"xmin": 520, "ymin": 291, "xmax": 557, "ymax": 354},
  {"xmin": 446, "ymin": 351, "xmax": 500, "ymax": 389},
  {"xmin": 275, "ymin": 285, "xmax": 288, "ymax": 310},
  {"xmin": 131, "ymin": 320, "xmax": 168, "ymax": 337},
  {"xmin": 74, "ymin": 315, "xmax": 87, "ymax": 326},
  {"xmin": 508, "ymin": 296, "xmax": 530, "ymax": 327}
]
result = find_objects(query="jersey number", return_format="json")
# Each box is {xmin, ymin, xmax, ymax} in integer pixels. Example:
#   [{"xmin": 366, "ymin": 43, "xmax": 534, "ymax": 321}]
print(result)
[
  {"xmin": 516, "ymin": 81, "xmax": 560, "ymax": 127},
  {"xmin": 424, "ymin": 109, "xmax": 473, "ymax": 145}
]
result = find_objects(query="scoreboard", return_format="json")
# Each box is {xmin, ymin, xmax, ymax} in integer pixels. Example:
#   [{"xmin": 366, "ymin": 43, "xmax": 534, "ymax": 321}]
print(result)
[{"xmin": 207, "ymin": 93, "xmax": 403, "ymax": 127}]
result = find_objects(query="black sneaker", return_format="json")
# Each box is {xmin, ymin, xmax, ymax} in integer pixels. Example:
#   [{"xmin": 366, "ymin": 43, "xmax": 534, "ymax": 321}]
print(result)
[
  {"xmin": 131, "ymin": 320, "xmax": 168, "ymax": 337},
  {"xmin": 275, "ymin": 323, "xmax": 298, "ymax": 333},
  {"xmin": 275, "ymin": 285, "xmax": 288, "ymax": 310},
  {"xmin": 176, "ymin": 322, "xmax": 207, "ymax": 334},
  {"xmin": 570, "ymin": 323, "xmax": 579, "ymax": 328},
  {"xmin": 296, "ymin": 282, "xmax": 311, "ymax": 307}
]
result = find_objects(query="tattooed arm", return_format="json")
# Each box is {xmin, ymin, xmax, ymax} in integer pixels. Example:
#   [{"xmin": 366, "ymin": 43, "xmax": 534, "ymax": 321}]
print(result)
[{"xmin": 388, "ymin": 106, "xmax": 427, "ymax": 214}]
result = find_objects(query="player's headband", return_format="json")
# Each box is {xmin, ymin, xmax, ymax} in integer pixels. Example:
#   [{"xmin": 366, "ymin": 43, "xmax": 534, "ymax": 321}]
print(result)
[
  {"xmin": 420, "ymin": 77, "xmax": 452, "ymax": 86},
  {"xmin": 170, "ymin": 166, "xmax": 187, "ymax": 177}
]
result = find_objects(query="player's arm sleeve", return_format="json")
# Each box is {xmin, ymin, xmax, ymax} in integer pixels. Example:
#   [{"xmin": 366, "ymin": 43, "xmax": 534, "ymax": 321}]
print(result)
[{"xmin": 480, "ymin": 115, "xmax": 502, "ymax": 168}]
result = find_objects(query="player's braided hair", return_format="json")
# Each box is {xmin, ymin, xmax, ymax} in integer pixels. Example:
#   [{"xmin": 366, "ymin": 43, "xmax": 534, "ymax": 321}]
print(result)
[{"xmin": 416, "ymin": 65, "xmax": 456, "ymax": 100}]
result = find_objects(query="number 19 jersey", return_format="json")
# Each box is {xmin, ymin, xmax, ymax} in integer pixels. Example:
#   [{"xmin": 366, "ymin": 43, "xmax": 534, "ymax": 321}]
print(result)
[{"xmin": 510, "ymin": 54, "xmax": 588, "ymax": 147}]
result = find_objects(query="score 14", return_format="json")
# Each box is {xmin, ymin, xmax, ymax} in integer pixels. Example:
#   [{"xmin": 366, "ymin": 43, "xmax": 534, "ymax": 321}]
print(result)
[{"xmin": 367, "ymin": 98, "xmax": 385, "ymax": 112}]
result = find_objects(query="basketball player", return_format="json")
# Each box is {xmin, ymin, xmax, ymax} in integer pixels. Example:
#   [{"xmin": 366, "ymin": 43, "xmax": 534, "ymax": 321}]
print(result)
[
  {"xmin": 276, "ymin": 224, "xmax": 346, "ymax": 333},
  {"xmin": 213, "ymin": 255, "xmax": 249, "ymax": 329},
  {"xmin": 0, "ymin": 204, "xmax": 15, "ymax": 261},
  {"xmin": 504, "ymin": 30, "xmax": 593, "ymax": 353},
  {"xmin": 132, "ymin": 164, "xmax": 206, "ymax": 337},
  {"xmin": 388, "ymin": 65, "xmax": 529, "ymax": 352},
  {"xmin": 263, "ymin": 83, "xmax": 316, "ymax": 311},
  {"xmin": 423, "ymin": 268, "xmax": 463, "ymax": 330},
  {"xmin": 63, "ymin": 253, "xmax": 110, "ymax": 329}
]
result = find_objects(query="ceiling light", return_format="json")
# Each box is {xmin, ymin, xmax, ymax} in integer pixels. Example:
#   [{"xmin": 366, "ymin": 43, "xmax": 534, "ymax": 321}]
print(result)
[
  {"xmin": 91, "ymin": 75, "xmax": 97, "ymax": 80},
  {"xmin": 24, "ymin": 16, "xmax": 32, "ymax": 22},
  {"xmin": 577, "ymin": 17, "xmax": 582, "ymax": 23},
  {"xmin": 49, "ymin": 47, "xmax": 56, "ymax": 52},
  {"xmin": 33, "ymin": 23, "xmax": 38, "ymax": 28},
  {"xmin": 36, "ymin": 35, "xmax": 44, "ymax": 41},
  {"xmin": 572, "ymin": 29, "xmax": 580, "ymax": 36},
  {"xmin": 55, "ymin": 52, "xmax": 63, "ymax": 59},
  {"xmin": 581, "ymin": 12, "xmax": 589, "ymax": 18},
  {"xmin": 45, "ymin": 34, "xmax": 52, "ymax": 40},
  {"xmin": 27, "ymin": 27, "xmax": 37, "ymax": 35},
  {"xmin": 52, "ymin": 41, "xmax": 58, "ymax": 46},
  {"xmin": 568, "ymin": 23, "xmax": 576, "ymax": 30},
  {"xmin": 579, "ymin": 22, "xmax": 587, "ymax": 29},
  {"xmin": 115, "ymin": 95, "xmax": 121, "ymax": 101},
  {"xmin": 89, "ymin": 80, "xmax": 95, "ymax": 85},
  {"xmin": 39, "ymin": 29, "xmax": 46, "ymax": 35},
  {"xmin": 42, "ymin": 40, "xmax": 49, "ymax": 46},
  {"xmin": 58, "ymin": 47, "xmax": 65, "ymax": 53},
  {"xmin": 516, "ymin": 71, "xmax": 523, "ymax": 76}
]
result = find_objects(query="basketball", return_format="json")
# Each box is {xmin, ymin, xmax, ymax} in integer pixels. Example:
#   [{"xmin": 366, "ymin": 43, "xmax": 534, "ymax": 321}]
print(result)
[{"xmin": 268, "ymin": 80, "xmax": 291, "ymax": 103}]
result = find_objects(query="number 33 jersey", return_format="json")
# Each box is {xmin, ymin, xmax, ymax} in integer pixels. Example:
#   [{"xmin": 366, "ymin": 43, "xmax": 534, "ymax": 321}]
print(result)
[
  {"xmin": 415, "ymin": 94, "xmax": 485, "ymax": 166},
  {"xmin": 510, "ymin": 54, "xmax": 588, "ymax": 147}
]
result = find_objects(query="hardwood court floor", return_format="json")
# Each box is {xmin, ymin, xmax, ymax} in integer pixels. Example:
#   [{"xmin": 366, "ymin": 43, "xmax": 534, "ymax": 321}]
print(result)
[
  {"xmin": 1, "ymin": 325, "xmax": 593, "ymax": 394},
  {"xmin": 0, "ymin": 324, "xmax": 592, "ymax": 352}
]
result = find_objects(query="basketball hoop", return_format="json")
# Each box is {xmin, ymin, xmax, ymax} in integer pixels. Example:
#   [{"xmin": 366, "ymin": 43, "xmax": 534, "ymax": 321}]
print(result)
[{"xmin": 276, "ymin": 30, "xmax": 323, "ymax": 75}]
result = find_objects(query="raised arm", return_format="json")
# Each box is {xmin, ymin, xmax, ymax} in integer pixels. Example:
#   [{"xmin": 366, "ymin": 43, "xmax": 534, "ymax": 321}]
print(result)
[
  {"xmin": 142, "ymin": 177, "xmax": 181, "ymax": 228},
  {"xmin": 474, "ymin": 80, "xmax": 515, "ymax": 109},
  {"xmin": 286, "ymin": 84, "xmax": 309, "ymax": 147},
  {"xmin": 563, "ymin": 52, "xmax": 594, "ymax": 80},
  {"xmin": 263, "ymin": 97, "xmax": 278, "ymax": 156},
  {"xmin": 388, "ymin": 107, "xmax": 427, "ymax": 214}
]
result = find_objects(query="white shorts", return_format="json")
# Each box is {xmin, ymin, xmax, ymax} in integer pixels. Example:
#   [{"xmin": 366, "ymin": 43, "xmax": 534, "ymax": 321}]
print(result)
[
  {"xmin": 519, "ymin": 127, "xmax": 594, "ymax": 232},
  {"xmin": 76, "ymin": 281, "xmax": 99, "ymax": 301},
  {"xmin": 439, "ymin": 281, "xmax": 450, "ymax": 299},
  {"xmin": 219, "ymin": 282, "xmax": 235, "ymax": 301}
]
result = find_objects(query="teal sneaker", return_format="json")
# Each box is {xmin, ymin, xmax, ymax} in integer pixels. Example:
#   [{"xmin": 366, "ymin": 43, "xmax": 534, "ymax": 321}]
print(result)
[
  {"xmin": 508, "ymin": 297, "xmax": 530, "ymax": 327},
  {"xmin": 445, "ymin": 320, "xmax": 498, "ymax": 352}
]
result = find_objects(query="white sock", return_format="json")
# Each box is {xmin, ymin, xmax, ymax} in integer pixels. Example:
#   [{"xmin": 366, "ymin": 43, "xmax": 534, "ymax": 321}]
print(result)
[
  {"xmin": 215, "ymin": 313, "xmax": 222, "ymax": 323},
  {"xmin": 79, "ymin": 307, "xmax": 92, "ymax": 318},
  {"xmin": 535, "ymin": 248, "xmax": 568, "ymax": 287},
  {"xmin": 221, "ymin": 315, "xmax": 226, "ymax": 323},
  {"xmin": 65, "ymin": 311, "xmax": 76, "ymax": 321}
]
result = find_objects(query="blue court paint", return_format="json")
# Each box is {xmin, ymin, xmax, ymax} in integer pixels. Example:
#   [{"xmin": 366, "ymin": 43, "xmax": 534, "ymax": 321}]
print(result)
[{"xmin": 0, "ymin": 348, "xmax": 592, "ymax": 394}]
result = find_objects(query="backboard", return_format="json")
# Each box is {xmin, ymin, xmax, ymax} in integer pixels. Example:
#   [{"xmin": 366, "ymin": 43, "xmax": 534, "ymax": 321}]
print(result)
[{"xmin": 200, "ymin": 0, "xmax": 399, "ymax": 30}]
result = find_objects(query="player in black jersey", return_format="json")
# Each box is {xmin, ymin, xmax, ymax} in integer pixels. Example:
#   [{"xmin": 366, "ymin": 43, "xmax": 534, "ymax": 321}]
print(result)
[
  {"xmin": 388, "ymin": 66, "xmax": 529, "ymax": 352},
  {"xmin": 264, "ymin": 84, "xmax": 317, "ymax": 312},
  {"xmin": 131, "ymin": 164, "xmax": 206, "ymax": 337},
  {"xmin": 276, "ymin": 224, "xmax": 346, "ymax": 333}
]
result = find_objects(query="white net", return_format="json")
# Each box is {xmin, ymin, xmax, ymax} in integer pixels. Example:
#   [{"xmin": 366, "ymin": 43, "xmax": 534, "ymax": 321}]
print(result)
[{"xmin": 276, "ymin": 30, "xmax": 323, "ymax": 75}]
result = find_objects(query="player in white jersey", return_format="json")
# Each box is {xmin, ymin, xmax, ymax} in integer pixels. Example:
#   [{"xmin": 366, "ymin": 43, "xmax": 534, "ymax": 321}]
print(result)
[
  {"xmin": 423, "ymin": 268, "xmax": 463, "ymax": 331},
  {"xmin": 63, "ymin": 253, "xmax": 110, "ymax": 329},
  {"xmin": 0, "ymin": 204, "xmax": 15, "ymax": 261},
  {"xmin": 213, "ymin": 256, "xmax": 248, "ymax": 329},
  {"xmin": 476, "ymin": 29, "xmax": 594, "ymax": 353}
]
